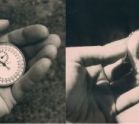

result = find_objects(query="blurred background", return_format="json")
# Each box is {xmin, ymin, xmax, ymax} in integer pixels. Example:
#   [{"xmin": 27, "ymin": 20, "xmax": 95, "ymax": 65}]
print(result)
[{"xmin": 0, "ymin": 0, "xmax": 65, "ymax": 123}]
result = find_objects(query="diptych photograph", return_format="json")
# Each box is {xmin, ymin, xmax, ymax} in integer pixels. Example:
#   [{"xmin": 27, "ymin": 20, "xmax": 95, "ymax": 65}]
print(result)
[
  {"xmin": 1, "ymin": 0, "xmax": 139, "ymax": 123},
  {"xmin": 66, "ymin": 0, "xmax": 139, "ymax": 123}
]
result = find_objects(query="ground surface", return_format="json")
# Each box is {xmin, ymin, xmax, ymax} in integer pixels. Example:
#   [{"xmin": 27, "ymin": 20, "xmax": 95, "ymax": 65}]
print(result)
[{"xmin": 0, "ymin": 0, "xmax": 65, "ymax": 123}]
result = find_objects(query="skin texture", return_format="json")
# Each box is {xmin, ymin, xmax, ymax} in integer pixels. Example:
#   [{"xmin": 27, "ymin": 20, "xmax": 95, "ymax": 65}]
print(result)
[
  {"xmin": 66, "ymin": 30, "xmax": 139, "ymax": 123},
  {"xmin": 0, "ymin": 19, "xmax": 61, "ymax": 117}
]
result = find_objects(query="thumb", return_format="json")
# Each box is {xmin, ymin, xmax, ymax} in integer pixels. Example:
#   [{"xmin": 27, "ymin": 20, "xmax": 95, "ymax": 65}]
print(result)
[{"xmin": 0, "ymin": 19, "xmax": 9, "ymax": 32}]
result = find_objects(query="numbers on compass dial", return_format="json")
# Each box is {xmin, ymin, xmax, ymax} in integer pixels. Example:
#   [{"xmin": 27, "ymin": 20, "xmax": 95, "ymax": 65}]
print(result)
[{"xmin": 0, "ymin": 44, "xmax": 26, "ymax": 86}]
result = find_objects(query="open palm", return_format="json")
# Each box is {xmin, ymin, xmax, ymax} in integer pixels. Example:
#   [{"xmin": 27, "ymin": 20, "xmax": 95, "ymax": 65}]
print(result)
[{"xmin": 0, "ymin": 20, "xmax": 61, "ymax": 117}]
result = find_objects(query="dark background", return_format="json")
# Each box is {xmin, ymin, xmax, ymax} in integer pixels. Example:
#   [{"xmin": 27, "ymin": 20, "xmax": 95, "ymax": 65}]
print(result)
[
  {"xmin": 67, "ymin": 0, "xmax": 139, "ymax": 46},
  {"xmin": 0, "ymin": 0, "xmax": 65, "ymax": 123}
]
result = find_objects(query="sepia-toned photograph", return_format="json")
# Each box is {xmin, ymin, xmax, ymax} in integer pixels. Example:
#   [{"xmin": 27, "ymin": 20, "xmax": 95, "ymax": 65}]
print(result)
[
  {"xmin": 2, "ymin": 0, "xmax": 139, "ymax": 123},
  {"xmin": 0, "ymin": 0, "xmax": 65, "ymax": 123},
  {"xmin": 66, "ymin": 0, "xmax": 139, "ymax": 123}
]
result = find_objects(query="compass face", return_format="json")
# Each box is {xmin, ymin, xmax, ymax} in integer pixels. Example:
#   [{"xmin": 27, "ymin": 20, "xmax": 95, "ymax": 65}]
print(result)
[{"xmin": 0, "ymin": 44, "xmax": 25, "ymax": 86}]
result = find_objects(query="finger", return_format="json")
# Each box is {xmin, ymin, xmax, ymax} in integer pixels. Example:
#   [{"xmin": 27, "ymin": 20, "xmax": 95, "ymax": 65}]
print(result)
[
  {"xmin": 0, "ymin": 88, "xmax": 16, "ymax": 115},
  {"xmin": 116, "ymin": 102, "xmax": 139, "ymax": 123},
  {"xmin": 0, "ymin": 19, "xmax": 9, "ymax": 32},
  {"xmin": 87, "ymin": 60, "xmax": 124, "ymax": 85},
  {"xmin": 86, "ymin": 59, "xmax": 132, "ymax": 86},
  {"xmin": 44, "ymin": 34, "xmax": 61, "ymax": 48},
  {"xmin": 67, "ymin": 37, "xmax": 127, "ymax": 67},
  {"xmin": 66, "ymin": 46, "xmax": 103, "ymax": 66},
  {"xmin": 115, "ymin": 86, "xmax": 139, "ymax": 114},
  {"xmin": 22, "ymin": 34, "xmax": 61, "ymax": 59},
  {"xmin": 29, "ymin": 44, "xmax": 57, "ymax": 66},
  {"xmin": 0, "ymin": 24, "xmax": 49, "ymax": 46},
  {"xmin": 12, "ymin": 58, "xmax": 51, "ymax": 101},
  {"xmin": 86, "ymin": 64, "xmax": 108, "ymax": 86}
]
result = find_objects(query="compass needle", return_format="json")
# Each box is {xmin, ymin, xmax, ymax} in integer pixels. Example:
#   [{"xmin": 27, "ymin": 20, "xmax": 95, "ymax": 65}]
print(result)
[{"xmin": 0, "ymin": 43, "xmax": 25, "ymax": 86}]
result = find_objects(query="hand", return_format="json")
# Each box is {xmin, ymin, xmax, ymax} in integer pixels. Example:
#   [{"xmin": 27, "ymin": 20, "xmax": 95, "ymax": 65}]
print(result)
[
  {"xmin": 0, "ymin": 20, "xmax": 61, "ymax": 117},
  {"xmin": 66, "ymin": 33, "xmax": 139, "ymax": 123}
]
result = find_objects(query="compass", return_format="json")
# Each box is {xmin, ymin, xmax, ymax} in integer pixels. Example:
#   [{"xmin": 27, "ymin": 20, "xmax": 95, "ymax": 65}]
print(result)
[{"xmin": 0, "ymin": 43, "xmax": 26, "ymax": 86}]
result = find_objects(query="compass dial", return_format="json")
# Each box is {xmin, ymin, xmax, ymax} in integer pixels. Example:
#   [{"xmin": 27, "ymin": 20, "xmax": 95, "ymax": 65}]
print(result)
[{"xmin": 0, "ymin": 44, "xmax": 26, "ymax": 86}]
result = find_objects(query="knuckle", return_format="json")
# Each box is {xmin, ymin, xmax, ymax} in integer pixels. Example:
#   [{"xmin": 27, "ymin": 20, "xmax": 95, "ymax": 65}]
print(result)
[
  {"xmin": 44, "ymin": 45, "xmax": 57, "ymax": 59},
  {"xmin": 47, "ymin": 34, "xmax": 61, "ymax": 48}
]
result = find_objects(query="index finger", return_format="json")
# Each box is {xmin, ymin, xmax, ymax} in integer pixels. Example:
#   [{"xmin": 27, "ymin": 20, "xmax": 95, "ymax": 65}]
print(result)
[
  {"xmin": 67, "ymin": 37, "xmax": 128, "ymax": 67},
  {"xmin": 0, "ymin": 24, "xmax": 49, "ymax": 46}
]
